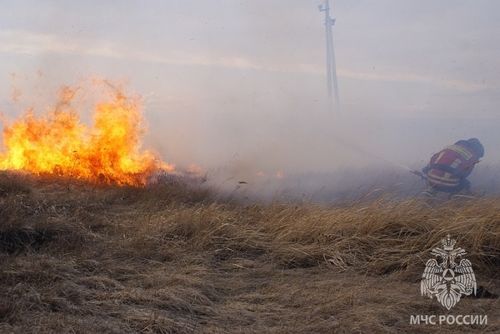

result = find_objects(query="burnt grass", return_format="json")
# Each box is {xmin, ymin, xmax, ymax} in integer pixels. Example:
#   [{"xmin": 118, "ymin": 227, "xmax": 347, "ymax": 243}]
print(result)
[{"xmin": 0, "ymin": 172, "xmax": 498, "ymax": 333}]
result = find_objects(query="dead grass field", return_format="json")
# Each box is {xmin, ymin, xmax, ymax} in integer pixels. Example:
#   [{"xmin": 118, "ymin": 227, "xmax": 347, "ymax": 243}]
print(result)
[{"xmin": 0, "ymin": 172, "xmax": 498, "ymax": 333}]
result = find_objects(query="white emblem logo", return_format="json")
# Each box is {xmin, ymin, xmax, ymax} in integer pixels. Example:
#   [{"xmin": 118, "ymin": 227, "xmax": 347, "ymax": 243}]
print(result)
[{"xmin": 420, "ymin": 234, "xmax": 477, "ymax": 310}]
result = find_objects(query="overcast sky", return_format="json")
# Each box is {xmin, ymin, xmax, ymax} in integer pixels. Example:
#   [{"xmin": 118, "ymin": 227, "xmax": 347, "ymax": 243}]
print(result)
[{"xmin": 0, "ymin": 0, "xmax": 499, "ymax": 171}]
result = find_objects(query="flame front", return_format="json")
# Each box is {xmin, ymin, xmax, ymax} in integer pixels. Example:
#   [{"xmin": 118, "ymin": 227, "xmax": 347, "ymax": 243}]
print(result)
[{"xmin": 0, "ymin": 85, "xmax": 173, "ymax": 186}]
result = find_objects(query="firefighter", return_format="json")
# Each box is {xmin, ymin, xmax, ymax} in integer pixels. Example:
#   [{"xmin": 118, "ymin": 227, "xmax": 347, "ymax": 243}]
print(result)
[{"xmin": 422, "ymin": 138, "xmax": 484, "ymax": 196}]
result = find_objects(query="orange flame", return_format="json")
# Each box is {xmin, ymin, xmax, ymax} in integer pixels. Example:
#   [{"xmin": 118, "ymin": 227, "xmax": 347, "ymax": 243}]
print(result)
[{"xmin": 0, "ymin": 84, "xmax": 173, "ymax": 186}]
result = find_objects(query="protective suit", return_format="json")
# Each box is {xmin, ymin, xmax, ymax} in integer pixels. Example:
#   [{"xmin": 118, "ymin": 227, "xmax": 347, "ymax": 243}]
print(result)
[{"xmin": 422, "ymin": 138, "xmax": 484, "ymax": 194}]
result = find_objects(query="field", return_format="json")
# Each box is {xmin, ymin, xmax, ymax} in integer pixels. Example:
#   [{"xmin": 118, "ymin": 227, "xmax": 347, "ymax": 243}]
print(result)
[{"xmin": 0, "ymin": 172, "xmax": 498, "ymax": 333}]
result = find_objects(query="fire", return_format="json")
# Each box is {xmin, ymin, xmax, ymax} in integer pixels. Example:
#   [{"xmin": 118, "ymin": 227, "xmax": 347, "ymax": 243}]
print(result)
[
  {"xmin": 0, "ymin": 83, "xmax": 173, "ymax": 186},
  {"xmin": 275, "ymin": 170, "xmax": 285, "ymax": 179}
]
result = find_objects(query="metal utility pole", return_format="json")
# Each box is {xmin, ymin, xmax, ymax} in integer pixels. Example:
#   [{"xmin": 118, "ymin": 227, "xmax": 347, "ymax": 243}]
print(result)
[{"xmin": 319, "ymin": 0, "xmax": 340, "ymax": 112}]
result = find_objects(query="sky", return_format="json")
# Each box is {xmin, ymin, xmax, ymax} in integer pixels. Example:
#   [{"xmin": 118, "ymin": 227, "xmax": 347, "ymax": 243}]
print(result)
[{"xmin": 0, "ymin": 0, "xmax": 499, "ymax": 174}]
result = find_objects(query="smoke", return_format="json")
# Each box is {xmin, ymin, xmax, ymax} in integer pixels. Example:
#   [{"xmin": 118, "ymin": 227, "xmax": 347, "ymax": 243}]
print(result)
[{"xmin": 1, "ymin": 1, "xmax": 499, "ymax": 200}]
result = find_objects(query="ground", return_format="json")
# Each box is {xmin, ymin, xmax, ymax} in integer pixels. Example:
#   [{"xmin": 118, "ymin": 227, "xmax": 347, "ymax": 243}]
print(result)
[{"xmin": 0, "ymin": 173, "xmax": 498, "ymax": 333}]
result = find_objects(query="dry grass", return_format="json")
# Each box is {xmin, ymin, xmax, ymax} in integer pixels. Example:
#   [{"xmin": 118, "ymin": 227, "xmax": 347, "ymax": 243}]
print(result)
[{"xmin": 0, "ymin": 171, "xmax": 498, "ymax": 333}]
